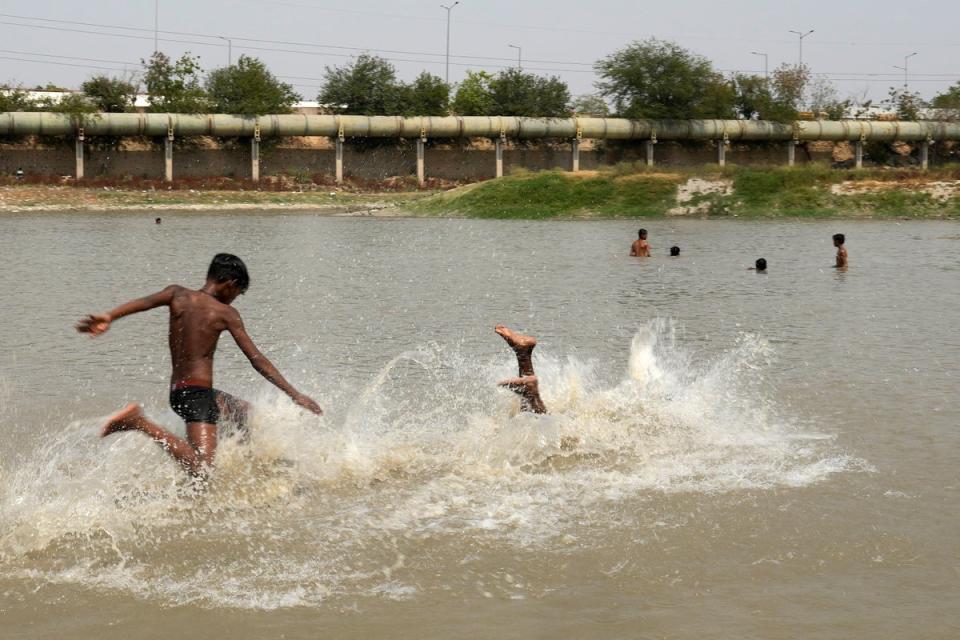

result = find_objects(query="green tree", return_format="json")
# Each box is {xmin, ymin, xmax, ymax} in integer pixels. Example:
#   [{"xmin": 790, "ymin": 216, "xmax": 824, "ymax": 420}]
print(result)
[
  {"xmin": 883, "ymin": 87, "xmax": 924, "ymax": 121},
  {"xmin": 932, "ymin": 82, "xmax": 960, "ymax": 109},
  {"xmin": 142, "ymin": 51, "xmax": 208, "ymax": 113},
  {"xmin": 451, "ymin": 69, "xmax": 570, "ymax": 116},
  {"xmin": 487, "ymin": 68, "xmax": 570, "ymax": 117},
  {"xmin": 451, "ymin": 70, "xmax": 494, "ymax": 115},
  {"xmin": 205, "ymin": 55, "xmax": 299, "ymax": 114},
  {"xmin": 81, "ymin": 75, "xmax": 138, "ymax": 113},
  {"xmin": 596, "ymin": 38, "xmax": 734, "ymax": 119},
  {"xmin": 47, "ymin": 93, "xmax": 97, "ymax": 115},
  {"xmin": 400, "ymin": 72, "xmax": 450, "ymax": 115},
  {"xmin": 571, "ymin": 93, "xmax": 610, "ymax": 117},
  {"xmin": 932, "ymin": 82, "xmax": 960, "ymax": 121},
  {"xmin": 732, "ymin": 74, "xmax": 797, "ymax": 122},
  {"xmin": 318, "ymin": 54, "xmax": 407, "ymax": 115},
  {"xmin": 770, "ymin": 64, "xmax": 809, "ymax": 114}
]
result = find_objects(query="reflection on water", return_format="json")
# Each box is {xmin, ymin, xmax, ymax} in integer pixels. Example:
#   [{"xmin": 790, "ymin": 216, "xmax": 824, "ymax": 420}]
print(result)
[{"xmin": 0, "ymin": 215, "xmax": 958, "ymax": 636}]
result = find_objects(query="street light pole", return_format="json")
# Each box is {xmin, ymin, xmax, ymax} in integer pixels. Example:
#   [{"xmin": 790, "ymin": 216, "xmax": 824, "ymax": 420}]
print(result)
[
  {"xmin": 218, "ymin": 36, "xmax": 233, "ymax": 66},
  {"xmin": 441, "ymin": 2, "xmax": 460, "ymax": 84},
  {"xmin": 893, "ymin": 52, "xmax": 918, "ymax": 89},
  {"xmin": 508, "ymin": 44, "xmax": 522, "ymax": 71},
  {"xmin": 788, "ymin": 29, "xmax": 814, "ymax": 65},
  {"xmin": 750, "ymin": 51, "xmax": 769, "ymax": 80}
]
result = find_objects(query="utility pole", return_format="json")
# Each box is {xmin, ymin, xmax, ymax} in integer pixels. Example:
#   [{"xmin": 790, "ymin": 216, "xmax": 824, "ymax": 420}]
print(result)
[
  {"xmin": 750, "ymin": 51, "xmax": 769, "ymax": 80},
  {"xmin": 893, "ymin": 52, "xmax": 918, "ymax": 90},
  {"xmin": 218, "ymin": 36, "xmax": 233, "ymax": 66},
  {"xmin": 508, "ymin": 44, "xmax": 521, "ymax": 70},
  {"xmin": 788, "ymin": 29, "xmax": 814, "ymax": 65},
  {"xmin": 154, "ymin": 0, "xmax": 159, "ymax": 53},
  {"xmin": 441, "ymin": 2, "xmax": 459, "ymax": 84}
]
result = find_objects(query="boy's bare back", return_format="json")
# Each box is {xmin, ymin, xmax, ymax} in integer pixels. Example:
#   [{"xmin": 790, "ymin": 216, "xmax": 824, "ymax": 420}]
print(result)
[
  {"xmin": 630, "ymin": 239, "xmax": 651, "ymax": 257},
  {"xmin": 166, "ymin": 285, "xmax": 240, "ymax": 386}
]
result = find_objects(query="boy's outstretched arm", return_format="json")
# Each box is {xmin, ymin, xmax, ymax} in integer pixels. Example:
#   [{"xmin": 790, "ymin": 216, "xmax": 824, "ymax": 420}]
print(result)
[
  {"xmin": 76, "ymin": 285, "xmax": 178, "ymax": 336},
  {"xmin": 226, "ymin": 310, "xmax": 323, "ymax": 415}
]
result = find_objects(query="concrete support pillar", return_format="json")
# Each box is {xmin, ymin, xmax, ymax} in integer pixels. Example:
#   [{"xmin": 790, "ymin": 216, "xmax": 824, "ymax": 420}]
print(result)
[
  {"xmin": 495, "ymin": 137, "xmax": 504, "ymax": 178},
  {"xmin": 74, "ymin": 136, "xmax": 84, "ymax": 180},
  {"xmin": 645, "ymin": 139, "xmax": 655, "ymax": 166},
  {"xmin": 164, "ymin": 135, "xmax": 174, "ymax": 182},
  {"xmin": 571, "ymin": 138, "xmax": 580, "ymax": 172},
  {"xmin": 717, "ymin": 140, "xmax": 726, "ymax": 167},
  {"xmin": 787, "ymin": 141, "xmax": 796, "ymax": 167},
  {"xmin": 416, "ymin": 137, "xmax": 426, "ymax": 186},
  {"xmin": 335, "ymin": 137, "xmax": 344, "ymax": 184},
  {"xmin": 854, "ymin": 140, "xmax": 863, "ymax": 169},
  {"xmin": 251, "ymin": 137, "xmax": 260, "ymax": 182},
  {"xmin": 920, "ymin": 140, "xmax": 930, "ymax": 171}
]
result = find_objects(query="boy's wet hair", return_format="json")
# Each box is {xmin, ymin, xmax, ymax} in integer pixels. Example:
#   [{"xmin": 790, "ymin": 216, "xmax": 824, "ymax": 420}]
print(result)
[
  {"xmin": 756, "ymin": 258, "xmax": 767, "ymax": 270},
  {"xmin": 207, "ymin": 253, "xmax": 250, "ymax": 292},
  {"xmin": 833, "ymin": 233, "xmax": 845, "ymax": 244},
  {"xmin": 638, "ymin": 228, "xmax": 647, "ymax": 238},
  {"xmin": 670, "ymin": 246, "xmax": 680, "ymax": 256}
]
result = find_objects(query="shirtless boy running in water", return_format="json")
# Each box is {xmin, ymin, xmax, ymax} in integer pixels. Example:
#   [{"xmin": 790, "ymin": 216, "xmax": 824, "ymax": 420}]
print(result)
[
  {"xmin": 76, "ymin": 254, "xmax": 323, "ymax": 477},
  {"xmin": 495, "ymin": 325, "xmax": 547, "ymax": 414}
]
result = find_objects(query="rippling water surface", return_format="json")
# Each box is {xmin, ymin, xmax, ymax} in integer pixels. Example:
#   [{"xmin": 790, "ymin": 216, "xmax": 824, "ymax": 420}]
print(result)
[{"xmin": 0, "ymin": 213, "xmax": 958, "ymax": 638}]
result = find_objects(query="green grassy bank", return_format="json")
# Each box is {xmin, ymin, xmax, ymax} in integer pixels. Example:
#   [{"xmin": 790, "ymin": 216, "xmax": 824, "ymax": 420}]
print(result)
[{"xmin": 411, "ymin": 163, "xmax": 960, "ymax": 219}]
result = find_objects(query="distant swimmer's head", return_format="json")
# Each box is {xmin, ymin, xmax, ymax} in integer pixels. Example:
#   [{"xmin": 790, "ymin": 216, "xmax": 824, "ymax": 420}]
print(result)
[
  {"xmin": 638, "ymin": 228, "xmax": 648, "ymax": 239},
  {"xmin": 207, "ymin": 253, "xmax": 250, "ymax": 302},
  {"xmin": 833, "ymin": 233, "xmax": 845, "ymax": 247},
  {"xmin": 155, "ymin": 217, "xmax": 162, "ymax": 224},
  {"xmin": 755, "ymin": 258, "xmax": 767, "ymax": 271},
  {"xmin": 670, "ymin": 246, "xmax": 680, "ymax": 256}
]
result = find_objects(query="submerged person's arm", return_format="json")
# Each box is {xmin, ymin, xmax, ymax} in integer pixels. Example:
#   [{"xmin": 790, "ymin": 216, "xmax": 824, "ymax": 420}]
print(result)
[
  {"xmin": 226, "ymin": 310, "xmax": 323, "ymax": 415},
  {"xmin": 76, "ymin": 285, "xmax": 178, "ymax": 336}
]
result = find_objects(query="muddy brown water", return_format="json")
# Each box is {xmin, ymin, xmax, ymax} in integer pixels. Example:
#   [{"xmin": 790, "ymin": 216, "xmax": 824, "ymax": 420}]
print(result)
[{"xmin": 1, "ymin": 213, "xmax": 958, "ymax": 638}]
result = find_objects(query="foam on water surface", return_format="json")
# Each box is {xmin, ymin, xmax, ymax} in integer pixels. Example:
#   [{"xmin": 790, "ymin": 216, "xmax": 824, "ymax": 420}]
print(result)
[{"xmin": 0, "ymin": 321, "xmax": 866, "ymax": 609}]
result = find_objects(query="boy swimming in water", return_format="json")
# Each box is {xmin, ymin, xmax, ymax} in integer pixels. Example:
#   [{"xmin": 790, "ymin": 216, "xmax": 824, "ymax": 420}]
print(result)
[
  {"xmin": 833, "ymin": 233, "xmax": 848, "ymax": 269},
  {"xmin": 495, "ymin": 325, "xmax": 547, "ymax": 414},
  {"xmin": 76, "ymin": 253, "xmax": 323, "ymax": 477}
]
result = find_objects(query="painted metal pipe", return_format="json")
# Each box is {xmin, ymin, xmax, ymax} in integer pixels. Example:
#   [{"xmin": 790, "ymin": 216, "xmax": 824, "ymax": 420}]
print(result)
[{"xmin": 2, "ymin": 112, "xmax": 960, "ymax": 142}]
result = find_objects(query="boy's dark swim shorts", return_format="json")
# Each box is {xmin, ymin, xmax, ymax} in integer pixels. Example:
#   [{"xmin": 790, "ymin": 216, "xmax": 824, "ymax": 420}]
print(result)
[{"xmin": 169, "ymin": 385, "xmax": 221, "ymax": 424}]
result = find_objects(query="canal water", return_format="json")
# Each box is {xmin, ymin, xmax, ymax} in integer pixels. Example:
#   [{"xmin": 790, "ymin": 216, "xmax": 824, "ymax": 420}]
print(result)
[{"xmin": 0, "ymin": 214, "xmax": 958, "ymax": 638}]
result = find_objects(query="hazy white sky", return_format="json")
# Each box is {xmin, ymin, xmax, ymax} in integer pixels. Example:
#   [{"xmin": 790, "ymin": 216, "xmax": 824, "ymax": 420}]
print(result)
[{"xmin": 2, "ymin": 0, "xmax": 958, "ymax": 103}]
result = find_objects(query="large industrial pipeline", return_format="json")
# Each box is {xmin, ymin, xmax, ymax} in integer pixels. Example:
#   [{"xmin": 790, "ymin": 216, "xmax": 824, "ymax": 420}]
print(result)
[
  {"xmin": 4, "ymin": 112, "xmax": 960, "ymax": 141},
  {"xmin": 2, "ymin": 112, "xmax": 958, "ymax": 182}
]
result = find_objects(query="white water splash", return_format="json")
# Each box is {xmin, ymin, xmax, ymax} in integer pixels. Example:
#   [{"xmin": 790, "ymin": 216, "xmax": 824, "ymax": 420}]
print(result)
[{"xmin": 0, "ymin": 320, "xmax": 865, "ymax": 609}]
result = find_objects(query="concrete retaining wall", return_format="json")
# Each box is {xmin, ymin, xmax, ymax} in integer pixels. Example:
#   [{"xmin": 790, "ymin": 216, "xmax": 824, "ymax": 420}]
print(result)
[{"xmin": 0, "ymin": 141, "xmax": 836, "ymax": 180}]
